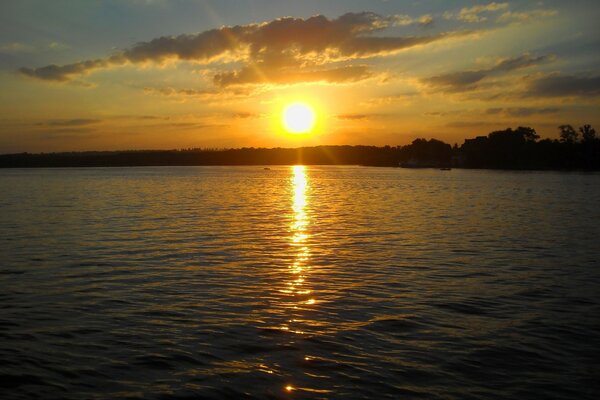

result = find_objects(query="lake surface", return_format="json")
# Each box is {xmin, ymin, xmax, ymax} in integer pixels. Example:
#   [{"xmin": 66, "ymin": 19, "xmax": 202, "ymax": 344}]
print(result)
[{"xmin": 1, "ymin": 166, "xmax": 599, "ymax": 399}]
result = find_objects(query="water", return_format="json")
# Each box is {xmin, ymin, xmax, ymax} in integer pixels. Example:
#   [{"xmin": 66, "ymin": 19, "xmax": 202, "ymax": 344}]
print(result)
[{"xmin": 1, "ymin": 166, "xmax": 599, "ymax": 399}]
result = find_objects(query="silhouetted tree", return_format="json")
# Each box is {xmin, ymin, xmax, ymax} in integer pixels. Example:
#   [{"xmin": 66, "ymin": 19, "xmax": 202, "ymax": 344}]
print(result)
[
  {"xmin": 400, "ymin": 138, "xmax": 452, "ymax": 167},
  {"xmin": 559, "ymin": 125, "xmax": 578, "ymax": 143},
  {"xmin": 515, "ymin": 126, "xmax": 539, "ymax": 142},
  {"xmin": 579, "ymin": 124, "xmax": 596, "ymax": 142},
  {"xmin": 471, "ymin": 126, "xmax": 540, "ymax": 168}
]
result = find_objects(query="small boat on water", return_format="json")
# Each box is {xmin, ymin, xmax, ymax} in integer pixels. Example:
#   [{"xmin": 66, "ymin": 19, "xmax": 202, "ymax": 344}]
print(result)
[
  {"xmin": 440, "ymin": 167, "xmax": 452, "ymax": 171},
  {"xmin": 263, "ymin": 167, "xmax": 271, "ymax": 170}
]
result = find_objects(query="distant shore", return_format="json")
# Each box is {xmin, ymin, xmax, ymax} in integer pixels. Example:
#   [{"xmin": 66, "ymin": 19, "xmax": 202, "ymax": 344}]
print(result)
[{"xmin": 2, "ymin": 126, "xmax": 599, "ymax": 170}]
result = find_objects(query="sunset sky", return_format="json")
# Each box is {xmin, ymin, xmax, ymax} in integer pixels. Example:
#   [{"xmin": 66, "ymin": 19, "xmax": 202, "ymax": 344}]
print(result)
[{"xmin": 0, "ymin": 0, "xmax": 598, "ymax": 152}]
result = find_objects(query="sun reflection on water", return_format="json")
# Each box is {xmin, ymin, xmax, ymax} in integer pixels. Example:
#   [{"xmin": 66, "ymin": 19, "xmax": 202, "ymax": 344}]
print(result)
[
  {"xmin": 281, "ymin": 165, "xmax": 319, "ymax": 392},
  {"xmin": 289, "ymin": 165, "xmax": 311, "ymax": 306}
]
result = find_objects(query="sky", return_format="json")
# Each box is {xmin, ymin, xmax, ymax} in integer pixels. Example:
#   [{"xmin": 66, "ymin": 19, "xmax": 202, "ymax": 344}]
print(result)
[{"xmin": 0, "ymin": 0, "xmax": 598, "ymax": 152}]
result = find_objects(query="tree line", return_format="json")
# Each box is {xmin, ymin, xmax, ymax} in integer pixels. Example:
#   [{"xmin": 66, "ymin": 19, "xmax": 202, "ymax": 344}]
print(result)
[
  {"xmin": 0, "ymin": 124, "xmax": 598, "ymax": 170},
  {"xmin": 455, "ymin": 124, "xmax": 598, "ymax": 169},
  {"xmin": 397, "ymin": 124, "xmax": 598, "ymax": 169}
]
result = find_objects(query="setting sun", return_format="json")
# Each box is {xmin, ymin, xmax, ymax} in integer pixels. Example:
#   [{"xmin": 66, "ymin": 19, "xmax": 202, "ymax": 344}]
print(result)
[{"xmin": 282, "ymin": 102, "xmax": 316, "ymax": 134}]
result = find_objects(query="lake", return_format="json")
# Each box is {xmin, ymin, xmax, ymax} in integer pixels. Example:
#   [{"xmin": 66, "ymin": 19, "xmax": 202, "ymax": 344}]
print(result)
[{"xmin": 1, "ymin": 166, "xmax": 599, "ymax": 399}]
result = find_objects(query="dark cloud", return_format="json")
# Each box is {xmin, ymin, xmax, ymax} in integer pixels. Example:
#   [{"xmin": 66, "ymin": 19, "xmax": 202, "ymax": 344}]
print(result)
[
  {"xmin": 425, "ymin": 71, "xmax": 487, "ymax": 90},
  {"xmin": 20, "ymin": 12, "xmax": 467, "ymax": 86},
  {"xmin": 120, "ymin": 27, "xmax": 248, "ymax": 63},
  {"xmin": 525, "ymin": 74, "xmax": 600, "ymax": 97},
  {"xmin": 423, "ymin": 54, "xmax": 551, "ymax": 92},
  {"xmin": 19, "ymin": 59, "xmax": 110, "ymax": 82},
  {"xmin": 493, "ymin": 54, "xmax": 551, "ymax": 71},
  {"xmin": 42, "ymin": 118, "xmax": 101, "ymax": 126}
]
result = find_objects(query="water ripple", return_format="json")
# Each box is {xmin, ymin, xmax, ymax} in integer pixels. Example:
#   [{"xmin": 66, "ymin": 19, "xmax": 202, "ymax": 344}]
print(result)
[{"xmin": 0, "ymin": 166, "xmax": 599, "ymax": 399}]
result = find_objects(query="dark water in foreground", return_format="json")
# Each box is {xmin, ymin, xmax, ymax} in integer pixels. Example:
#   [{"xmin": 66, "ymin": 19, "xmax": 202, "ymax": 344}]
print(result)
[{"xmin": 0, "ymin": 166, "xmax": 599, "ymax": 399}]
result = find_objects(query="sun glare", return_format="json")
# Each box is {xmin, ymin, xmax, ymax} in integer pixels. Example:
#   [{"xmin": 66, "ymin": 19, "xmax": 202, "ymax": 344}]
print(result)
[{"xmin": 282, "ymin": 102, "xmax": 316, "ymax": 134}]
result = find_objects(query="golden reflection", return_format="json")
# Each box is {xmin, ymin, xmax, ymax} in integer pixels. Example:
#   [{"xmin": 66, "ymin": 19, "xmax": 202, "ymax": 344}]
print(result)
[
  {"xmin": 288, "ymin": 166, "xmax": 312, "ymax": 304},
  {"xmin": 277, "ymin": 166, "xmax": 324, "ymax": 394},
  {"xmin": 275, "ymin": 166, "xmax": 317, "ymax": 331}
]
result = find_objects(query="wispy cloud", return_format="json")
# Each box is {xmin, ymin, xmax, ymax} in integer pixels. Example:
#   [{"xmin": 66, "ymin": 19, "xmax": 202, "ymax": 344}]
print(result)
[
  {"xmin": 444, "ymin": 2, "xmax": 509, "ymax": 23},
  {"xmin": 392, "ymin": 14, "xmax": 434, "ymax": 27},
  {"xmin": 485, "ymin": 107, "xmax": 560, "ymax": 117},
  {"xmin": 143, "ymin": 87, "xmax": 214, "ymax": 97},
  {"xmin": 233, "ymin": 112, "xmax": 259, "ymax": 119},
  {"xmin": 422, "ymin": 54, "xmax": 553, "ymax": 92},
  {"xmin": 40, "ymin": 118, "xmax": 101, "ymax": 127},
  {"xmin": 337, "ymin": 113, "xmax": 371, "ymax": 120},
  {"xmin": 497, "ymin": 9, "xmax": 558, "ymax": 23}
]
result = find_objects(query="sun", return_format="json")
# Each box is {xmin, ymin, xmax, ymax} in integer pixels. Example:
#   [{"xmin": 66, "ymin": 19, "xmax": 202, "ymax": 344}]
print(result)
[{"xmin": 282, "ymin": 102, "xmax": 316, "ymax": 134}]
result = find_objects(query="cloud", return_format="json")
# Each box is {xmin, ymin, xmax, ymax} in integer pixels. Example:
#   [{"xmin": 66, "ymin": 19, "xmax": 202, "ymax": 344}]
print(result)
[
  {"xmin": 213, "ymin": 65, "xmax": 372, "ymax": 87},
  {"xmin": 41, "ymin": 118, "xmax": 101, "ymax": 127},
  {"xmin": 48, "ymin": 41, "xmax": 69, "ymax": 50},
  {"xmin": 424, "ymin": 111, "xmax": 459, "ymax": 117},
  {"xmin": 425, "ymin": 71, "xmax": 488, "ymax": 90},
  {"xmin": 493, "ymin": 54, "xmax": 553, "ymax": 71},
  {"xmin": 19, "ymin": 12, "xmax": 468, "ymax": 87},
  {"xmin": 142, "ymin": 86, "xmax": 256, "ymax": 103},
  {"xmin": 106, "ymin": 114, "xmax": 170, "ymax": 121},
  {"xmin": 392, "ymin": 14, "xmax": 434, "ymax": 27},
  {"xmin": 418, "ymin": 15, "xmax": 434, "ymax": 27},
  {"xmin": 360, "ymin": 92, "xmax": 418, "ymax": 107},
  {"xmin": 143, "ymin": 86, "xmax": 214, "ymax": 97},
  {"xmin": 36, "ymin": 128, "xmax": 99, "ymax": 139},
  {"xmin": 136, "ymin": 115, "xmax": 170, "ymax": 120},
  {"xmin": 524, "ymin": 74, "xmax": 600, "ymax": 97},
  {"xmin": 337, "ymin": 113, "xmax": 370, "ymax": 120},
  {"xmin": 19, "ymin": 59, "xmax": 111, "ymax": 82},
  {"xmin": 441, "ymin": 3, "xmax": 557, "ymax": 26},
  {"xmin": 497, "ymin": 9, "xmax": 558, "ymax": 23},
  {"xmin": 233, "ymin": 112, "xmax": 258, "ymax": 119},
  {"xmin": 485, "ymin": 107, "xmax": 560, "ymax": 117},
  {"xmin": 166, "ymin": 122, "xmax": 225, "ymax": 130},
  {"xmin": 422, "ymin": 54, "xmax": 552, "ymax": 92},
  {"xmin": 391, "ymin": 15, "xmax": 415, "ymax": 26},
  {"xmin": 444, "ymin": 2, "xmax": 509, "ymax": 23}
]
